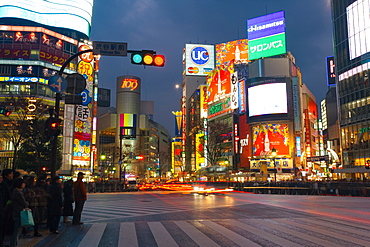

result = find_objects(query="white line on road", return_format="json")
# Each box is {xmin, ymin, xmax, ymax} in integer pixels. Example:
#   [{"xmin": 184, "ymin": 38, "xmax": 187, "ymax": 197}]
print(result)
[
  {"xmin": 148, "ymin": 222, "xmax": 179, "ymax": 247},
  {"xmin": 78, "ymin": 223, "xmax": 107, "ymax": 247},
  {"xmin": 201, "ymin": 220, "xmax": 261, "ymax": 247},
  {"xmin": 228, "ymin": 219, "xmax": 302, "ymax": 247},
  {"xmin": 118, "ymin": 222, "xmax": 138, "ymax": 247},
  {"xmin": 174, "ymin": 221, "xmax": 220, "ymax": 247}
]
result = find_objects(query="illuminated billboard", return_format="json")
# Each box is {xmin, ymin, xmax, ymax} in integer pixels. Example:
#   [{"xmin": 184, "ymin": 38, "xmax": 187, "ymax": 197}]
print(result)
[
  {"xmin": 252, "ymin": 123, "xmax": 289, "ymax": 156},
  {"xmin": 248, "ymin": 83, "xmax": 288, "ymax": 117},
  {"xmin": 347, "ymin": 0, "xmax": 370, "ymax": 60},
  {"xmin": 326, "ymin": 56, "xmax": 336, "ymax": 86},
  {"xmin": 216, "ymin": 39, "xmax": 249, "ymax": 65},
  {"xmin": 0, "ymin": 0, "xmax": 93, "ymax": 37},
  {"xmin": 247, "ymin": 11, "xmax": 286, "ymax": 60},
  {"xmin": 185, "ymin": 44, "xmax": 215, "ymax": 76}
]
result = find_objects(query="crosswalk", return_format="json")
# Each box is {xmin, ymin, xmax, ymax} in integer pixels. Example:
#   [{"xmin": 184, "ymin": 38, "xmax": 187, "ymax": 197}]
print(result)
[
  {"xmin": 52, "ymin": 216, "xmax": 370, "ymax": 247},
  {"xmin": 81, "ymin": 199, "xmax": 196, "ymax": 223}
]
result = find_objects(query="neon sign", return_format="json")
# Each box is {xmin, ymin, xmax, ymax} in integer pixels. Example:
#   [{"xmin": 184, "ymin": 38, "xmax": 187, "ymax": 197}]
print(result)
[{"xmin": 121, "ymin": 78, "xmax": 139, "ymax": 91}]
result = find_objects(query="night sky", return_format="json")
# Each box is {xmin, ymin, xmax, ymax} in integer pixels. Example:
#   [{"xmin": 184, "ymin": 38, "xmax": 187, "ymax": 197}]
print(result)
[{"xmin": 90, "ymin": 0, "xmax": 333, "ymax": 136}]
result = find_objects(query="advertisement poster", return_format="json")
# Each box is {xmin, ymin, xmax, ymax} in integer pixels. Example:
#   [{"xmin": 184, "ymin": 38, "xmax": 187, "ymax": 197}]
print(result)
[
  {"xmin": 216, "ymin": 39, "xmax": 249, "ymax": 66},
  {"xmin": 185, "ymin": 44, "xmax": 215, "ymax": 76},
  {"xmin": 206, "ymin": 61, "xmax": 234, "ymax": 104},
  {"xmin": 252, "ymin": 123, "xmax": 289, "ymax": 156}
]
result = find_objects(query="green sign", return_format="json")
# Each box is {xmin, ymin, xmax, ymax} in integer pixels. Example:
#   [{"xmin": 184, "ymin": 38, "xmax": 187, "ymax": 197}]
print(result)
[{"xmin": 248, "ymin": 32, "xmax": 286, "ymax": 60}]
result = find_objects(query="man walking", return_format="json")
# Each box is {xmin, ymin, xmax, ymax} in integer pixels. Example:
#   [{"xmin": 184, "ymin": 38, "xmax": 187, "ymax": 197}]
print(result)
[{"xmin": 72, "ymin": 172, "xmax": 87, "ymax": 225}]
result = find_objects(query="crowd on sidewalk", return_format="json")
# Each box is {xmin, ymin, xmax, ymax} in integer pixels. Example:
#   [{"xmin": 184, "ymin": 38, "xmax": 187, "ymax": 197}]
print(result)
[{"xmin": 0, "ymin": 169, "xmax": 87, "ymax": 247}]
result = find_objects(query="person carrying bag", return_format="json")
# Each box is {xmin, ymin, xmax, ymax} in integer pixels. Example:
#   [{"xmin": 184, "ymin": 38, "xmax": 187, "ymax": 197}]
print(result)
[{"xmin": 20, "ymin": 209, "xmax": 34, "ymax": 227}]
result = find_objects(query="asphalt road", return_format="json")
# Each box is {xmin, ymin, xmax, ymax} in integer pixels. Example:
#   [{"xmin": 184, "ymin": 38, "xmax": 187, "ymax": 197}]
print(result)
[{"xmin": 18, "ymin": 191, "xmax": 370, "ymax": 247}]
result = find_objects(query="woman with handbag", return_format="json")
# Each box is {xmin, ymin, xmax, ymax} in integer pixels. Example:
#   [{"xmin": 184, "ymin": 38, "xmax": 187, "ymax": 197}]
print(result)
[
  {"xmin": 10, "ymin": 179, "xmax": 29, "ymax": 247},
  {"xmin": 23, "ymin": 177, "xmax": 42, "ymax": 237}
]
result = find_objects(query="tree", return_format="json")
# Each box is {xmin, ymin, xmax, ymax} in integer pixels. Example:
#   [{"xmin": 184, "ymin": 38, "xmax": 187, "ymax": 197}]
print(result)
[
  {"xmin": 0, "ymin": 95, "xmax": 53, "ymax": 170},
  {"xmin": 197, "ymin": 118, "xmax": 232, "ymax": 167}
]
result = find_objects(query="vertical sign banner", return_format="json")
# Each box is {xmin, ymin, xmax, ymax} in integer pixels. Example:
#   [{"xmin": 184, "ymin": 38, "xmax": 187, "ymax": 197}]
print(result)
[
  {"xmin": 326, "ymin": 56, "xmax": 336, "ymax": 86},
  {"xmin": 292, "ymin": 77, "xmax": 301, "ymax": 131},
  {"xmin": 199, "ymin": 85, "xmax": 208, "ymax": 118},
  {"xmin": 73, "ymin": 42, "xmax": 93, "ymax": 167},
  {"xmin": 247, "ymin": 11, "xmax": 286, "ymax": 60},
  {"xmin": 238, "ymin": 79, "xmax": 246, "ymax": 113},
  {"xmin": 230, "ymin": 72, "xmax": 239, "ymax": 110},
  {"xmin": 195, "ymin": 133, "xmax": 205, "ymax": 169}
]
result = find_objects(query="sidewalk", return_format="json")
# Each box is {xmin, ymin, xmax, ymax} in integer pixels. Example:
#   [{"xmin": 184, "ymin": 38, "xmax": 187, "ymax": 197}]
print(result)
[{"xmin": 4, "ymin": 221, "xmax": 68, "ymax": 247}]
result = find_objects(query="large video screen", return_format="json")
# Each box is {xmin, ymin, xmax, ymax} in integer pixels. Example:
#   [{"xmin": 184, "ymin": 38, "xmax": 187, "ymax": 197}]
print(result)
[
  {"xmin": 0, "ymin": 0, "xmax": 93, "ymax": 37},
  {"xmin": 248, "ymin": 83, "xmax": 288, "ymax": 116},
  {"xmin": 347, "ymin": 0, "xmax": 370, "ymax": 60}
]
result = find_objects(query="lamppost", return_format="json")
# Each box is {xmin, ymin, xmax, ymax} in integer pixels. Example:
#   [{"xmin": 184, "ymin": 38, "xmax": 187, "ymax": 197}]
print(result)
[
  {"xmin": 271, "ymin": 147, "xmax": 277, "ymax": 185},
  {"xmin": 122, "ymin": 162, "xmax": 128, "ymax": 191}
]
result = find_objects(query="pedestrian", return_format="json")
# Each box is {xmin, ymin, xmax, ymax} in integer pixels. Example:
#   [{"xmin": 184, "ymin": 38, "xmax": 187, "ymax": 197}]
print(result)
[
  {"xmin": 2, "ymin": 169, "xmax": 13, "ymax": 189},
  {"xmin": 34, "ymin": 175, "xmax": 49, "ymax": 225},
  {"xmin": 62, "ymin": 179, "xmax": 74, "ymax": 223},
  {"xmin": 0, "ymin": 171, "xmax": 10, "ymax": 247},
  {"xmin": 47, "ymin": 176, "xmax": 63, "ymax": 234},
  {"xmin": 23, "ymin": 177, "xmax": 42, "ymax": 237},
  {"xmin": 10, "ymin": 179, "xmax": 29, "ymax": 247},
  {"xmin": 72, "ymin": 172, "xmax": 87, "ymax": 225}
]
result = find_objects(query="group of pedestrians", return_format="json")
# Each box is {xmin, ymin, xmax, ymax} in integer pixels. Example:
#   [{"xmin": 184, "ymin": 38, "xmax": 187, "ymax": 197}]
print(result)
[{"xmin": 0, "ymin": 170, "xmax": 87, "ymax": 247}]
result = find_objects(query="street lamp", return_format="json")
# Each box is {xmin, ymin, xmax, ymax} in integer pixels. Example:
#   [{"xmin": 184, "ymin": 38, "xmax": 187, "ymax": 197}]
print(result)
[{"xmin": 271, "ymin": 147, "xmax": 277, "ymax": 185}]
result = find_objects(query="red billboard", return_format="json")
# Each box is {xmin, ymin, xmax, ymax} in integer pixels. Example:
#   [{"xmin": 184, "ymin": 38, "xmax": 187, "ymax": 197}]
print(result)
[
  {"xmin": 252, "ymin": 124, "xmax": 289, "ymax": 156},
  {"xmin": 216, "ymin": 39, "xmax": 249, "ymax": 66}
]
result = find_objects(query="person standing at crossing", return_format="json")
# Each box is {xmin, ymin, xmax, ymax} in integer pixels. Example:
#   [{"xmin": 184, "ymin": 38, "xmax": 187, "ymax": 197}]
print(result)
[{"xmin": 72, "ymin": 172, "xmax": 87, "ymax": 225}]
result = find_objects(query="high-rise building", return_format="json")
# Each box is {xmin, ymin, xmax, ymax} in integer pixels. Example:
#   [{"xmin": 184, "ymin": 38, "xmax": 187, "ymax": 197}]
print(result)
[
  {"xmin": 331, "ymin": 0, "xmax": 370, "ymax": 179},
  {"xmin": 0, "ymin": 1, "xmax": 94, "ymax": 171}
]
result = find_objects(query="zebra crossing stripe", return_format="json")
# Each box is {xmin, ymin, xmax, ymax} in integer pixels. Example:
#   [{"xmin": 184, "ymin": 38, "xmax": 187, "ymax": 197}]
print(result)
[
  {"xmin": 248, "ymin": 219, "xmax": 338, "ymax": 247},
  {"xmin": 148, "ymin": 222, "xmax": 179, "ymax": 247},
  {"xmin": 201, "ymin": 220, "xmax": 260, "ymax": 247},
  {"xmin": 276, "ymin": 218, "xmax": 370, "ymax": 246},
  {"xmin": 174, "ymin": 221, "xmax": 220, "ymax": 247},
  {"xmin": 119, "ymin": 222, "xmax": 138, "ymax": 247},
  {"xmin": 78, "ymin": 223, "xmax": 107, "ymax": 247},
  {"xmin": 300, "ymin": 217, "xmax": 370, "ymax": 235},
  {"xmin": 228, "ymin": 219, "xmax": 302, "ymax": 247}
]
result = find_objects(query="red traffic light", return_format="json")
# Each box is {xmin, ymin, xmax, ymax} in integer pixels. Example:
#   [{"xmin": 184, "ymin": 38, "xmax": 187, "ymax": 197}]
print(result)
[
  {"xmin": 153, "ymin": 55, "xmax": 165, "ymax": 67},
  {"xmin": 42, "ymin": 167, "xmax": 47, "ymax": 171}
]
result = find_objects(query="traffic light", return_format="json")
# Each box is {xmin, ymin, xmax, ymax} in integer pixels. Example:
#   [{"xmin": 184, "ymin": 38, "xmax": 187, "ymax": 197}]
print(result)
[
  {"xmin": 130, "ymin": 50, "xmax": 165, "ymax": 67},
  {"xmin": 366, "ymin": 160, "xmax": 370, "ymax": 169},
  {"xmin": 45, "ymin": 117, "xmax": 62, "ymax": 137},
  {"xmin": 42, "ymin": 167, "xmax": 47, "ymax": 172},
  {"xmin": 0, "ymin": 105, "xmax": 11, "ymax": 116}
]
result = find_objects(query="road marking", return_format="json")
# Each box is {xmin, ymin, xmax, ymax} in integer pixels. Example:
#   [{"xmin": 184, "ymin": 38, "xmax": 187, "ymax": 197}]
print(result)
[
  {"xmin": 78, "ymin": 223, "xmax": 107, "ymax": 247},
  {"xmin": 148, "ymin": 222, "xmax": 179, "ymax": 247},
  {"xmin": 277, "ymin": 218, "xmax": 370, "ymax": 246},
  {"xmin": 249, "ymin": 219, "xmax": 339, "ymax": 247},
  {"xmin": 119, "ymin": 222, "xmax": 138, "ymax": 247},
  {"xmin": 201, "ymin": 220, "xmax": 260, "ymax": 247},
  {"xmin": 174, "ymin": 221, "xmax": 219, "ymax": 247},
  {"xmin": 228, "ymin": 219, "xmax": 302, "ymax": 247}
]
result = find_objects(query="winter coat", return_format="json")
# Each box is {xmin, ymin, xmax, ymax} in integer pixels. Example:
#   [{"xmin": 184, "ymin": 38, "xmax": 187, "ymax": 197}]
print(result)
[
  {"xmin": 11, "ymin": 188, "xmax": 29, "ymax": 218},
  {"xmin": 74, "ymin": 179, "xmax": 87, "ymax": 201},
  {"xmin": 62, "ymin": 182, "xmax": 74, "ymax": 216},
  {"xmin": 47, "ymin": 183, "xmax": 63, "ymax": 216}
]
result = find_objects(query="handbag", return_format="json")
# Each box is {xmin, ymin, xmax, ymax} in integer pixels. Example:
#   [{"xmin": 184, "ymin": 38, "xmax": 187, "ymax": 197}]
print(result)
[{"xmin": 20, "ymin": 209, "xmax": 35, "ymax": 227}]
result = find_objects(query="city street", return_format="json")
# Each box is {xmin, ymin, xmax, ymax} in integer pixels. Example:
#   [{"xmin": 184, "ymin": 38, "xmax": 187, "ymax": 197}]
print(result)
[{"xmin": 20, "ymin": 191, "xmax": 370, "ymax": 247}]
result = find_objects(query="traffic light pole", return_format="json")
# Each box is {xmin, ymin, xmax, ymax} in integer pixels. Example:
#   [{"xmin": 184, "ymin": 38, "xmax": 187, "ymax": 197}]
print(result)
[{"xmin": 50, "ymin": 49, "xmax": 93, "ymax": 178}]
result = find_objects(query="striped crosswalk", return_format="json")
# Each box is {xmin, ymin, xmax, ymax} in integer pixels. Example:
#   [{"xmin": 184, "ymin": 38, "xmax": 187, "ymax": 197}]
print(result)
[{"xmin": 60, "ymin": 216, "xmax": 370, "ymax": 247}]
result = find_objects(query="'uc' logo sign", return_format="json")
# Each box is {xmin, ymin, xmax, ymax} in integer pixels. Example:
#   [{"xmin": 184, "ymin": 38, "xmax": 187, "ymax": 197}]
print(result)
[{"xmin": 190, "ymin": 46, "xmax": 209, "ymax": 65}]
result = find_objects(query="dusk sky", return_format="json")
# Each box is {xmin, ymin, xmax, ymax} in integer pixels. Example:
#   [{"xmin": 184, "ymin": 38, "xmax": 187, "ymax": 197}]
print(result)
[{"xmin": 90, "ymin": 0, "xmax": 333, "ymax": 136}]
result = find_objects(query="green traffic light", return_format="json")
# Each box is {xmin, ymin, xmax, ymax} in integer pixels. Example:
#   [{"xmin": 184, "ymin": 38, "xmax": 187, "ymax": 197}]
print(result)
[{"xmin": 132, "ymin": 53, "xmax": 142, "ymax": 64}]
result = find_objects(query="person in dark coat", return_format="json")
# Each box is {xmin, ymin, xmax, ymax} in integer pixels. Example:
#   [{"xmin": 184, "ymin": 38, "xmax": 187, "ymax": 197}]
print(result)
[
  {"xmin": 10, "ymin": 179, "xmax": 29, "ymax": 247},
  {"xmin": 62, "ymin": 179, "xmax": 74, "ymax": 223},
  {"xmin": 23, "ymin": 177, "xmax": 42, "ymax": 237},
  {"xmin": 0, "ymin": 171, "xmax": 10, "ymax": 247},
  {"xmin": 2, "ymin": 169, "xmax": 13, "ymax": 237},
  {"xmin": 47, "ymin": 176, "xmax": 63, "ymax": 234},
  {"xmin": 72, "ymin": 172, "xmax": 87, "ymax": 225},
  {"xmin": 34, "ymin": 174, "xmax": 49, "ymax": 224}
]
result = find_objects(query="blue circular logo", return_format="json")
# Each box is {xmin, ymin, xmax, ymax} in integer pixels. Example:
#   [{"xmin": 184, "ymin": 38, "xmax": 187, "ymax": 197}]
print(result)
[{"xmin": 190, "ymin": 46, "xmax": 209, "ymax": 65}]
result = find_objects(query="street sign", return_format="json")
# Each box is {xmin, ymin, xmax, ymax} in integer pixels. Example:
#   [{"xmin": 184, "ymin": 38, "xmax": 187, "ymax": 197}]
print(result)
[
  {"xmin": 48, "ymin": 75, "xmax": 67, "ymax": 93},
  {"xmin": 66, "ymin": 73, "xmax": 86, "ymax": 94},
  {"xmin": 93, "ymin": 41, "xmax": 127, "ymax": 56},
  {"xmin": 307, "ymin": 155, "xmax": 330, "ymax": 162}
]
